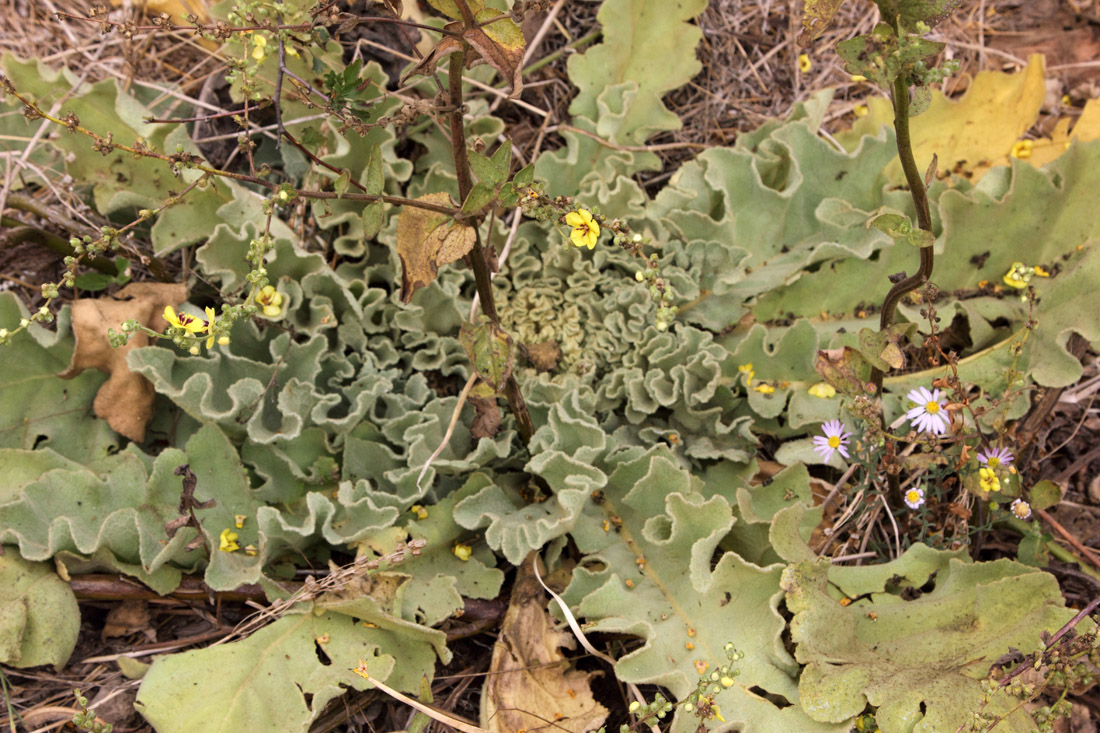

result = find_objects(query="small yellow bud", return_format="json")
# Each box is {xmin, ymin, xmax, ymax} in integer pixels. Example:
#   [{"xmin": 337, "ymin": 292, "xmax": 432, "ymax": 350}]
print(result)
[
  {"xmin": 452, "ymin": 543, "xmax": 472, "ymax": 562},
  {"xmin": 808, "ymin": 382, "xmax": 837, "ymax": 399},
  {"xmin": 234, "ymin": 514, "xmax": 246, "ymax": 529},
  {"xmin": 798, "ymin": 53, "xmax": 812, "ymax": 73},
  {"xmin": 1010, "ymin": 139, "xmax": 1033, "ymax": 159}
]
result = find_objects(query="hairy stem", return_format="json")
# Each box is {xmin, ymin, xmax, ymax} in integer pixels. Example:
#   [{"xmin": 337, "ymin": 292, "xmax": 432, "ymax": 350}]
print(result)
[
  {"xmin": 0, "ymin": 217, "xmax": 118, "ymax": 275},
  {"xmin": 446, "ymin": 52, "xmax": 534, "ymax": 445},
  {"xmin": 875, "ymin": 74, "xmax": 936, "ymax": 507}
]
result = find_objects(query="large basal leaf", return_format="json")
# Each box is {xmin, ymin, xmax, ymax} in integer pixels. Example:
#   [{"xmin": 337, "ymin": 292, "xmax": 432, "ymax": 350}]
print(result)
[
  {"xmin": 773, "ymin": 504, "xmax": 1082, "ymax": 731},
  {"xmin": 0, "ymin": 549, "xmax": 80, "ymax": 669},
  {"xmin": 136, "ymin": 611, "xmax": 390, "ymax": 733},
  {"xmin": 0, "ymin": 293, "xmax": 117, "ymax": 465}
]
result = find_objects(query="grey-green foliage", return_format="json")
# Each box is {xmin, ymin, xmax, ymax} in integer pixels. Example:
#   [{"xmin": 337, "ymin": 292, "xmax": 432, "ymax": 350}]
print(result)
[
  {"xmin": 3, "ymin": 0, "xmax": 1098, "ymax": 728},
  {"xmin": 775, "ymin": 504, "xmax": 1079, "ymax": 732}
]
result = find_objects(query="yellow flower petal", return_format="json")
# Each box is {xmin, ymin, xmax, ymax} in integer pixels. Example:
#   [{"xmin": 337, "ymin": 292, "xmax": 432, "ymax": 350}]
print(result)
[
  {"xmin": 564, "ymin": 210, "xmax": 588, "ymax": 228},
  {"xmin": 219, "ymin": 528, "xmax": 240, "ymax": 553},
  {"xmin": 808, "ymin": 382, "xmax": 837, "ymax": 399}
]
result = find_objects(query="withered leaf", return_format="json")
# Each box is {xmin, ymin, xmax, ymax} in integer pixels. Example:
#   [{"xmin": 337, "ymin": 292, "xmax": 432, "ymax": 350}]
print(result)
[
  {"xmin": 523, "ymin": 340, "xmax": 561, "ymax": 372},
  {"xmin": 59, "ymin": 282, "xmax": 186, "ymax": 442},
  {"xmin": 400, "ymin": 12, "xmax": 525, "ymax": 97},
  {"xmin": 396, "ymin": 192, "xmax": 474, "ymax": 303},
  {"xmin": 468, "ymin": 381, "xmax": 501, "ymax": 439},
  {"xmin": 482, "ymin": 554, "xmax": 608, "ymax": 732}
]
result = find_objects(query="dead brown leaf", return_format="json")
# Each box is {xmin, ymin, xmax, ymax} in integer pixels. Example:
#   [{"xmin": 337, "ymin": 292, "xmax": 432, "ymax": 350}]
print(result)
[
  {"xmin": 59, "ymin": 282, "xmax": 186, "ymax": 442},
  {"xmin": 481, "ymin": 553, "xmax": 608, "ymax": 733},
  {"xmin": 397, "ymin": 192, "xmax": 474, "ymax": 303},
  {"xmin": 468, "ymin": 381, "xmax": 501, "ymax": 439},
  {"xmin": 523, "ymin": 340, "xmax": 562, "ymax": 372},
  {"xmin": 102, "ymin": 599, "xmax": 155, "ymax": 641},
  {"xmin": 399, "ymin": 12, "xmax": 525, "ymax": 97}
]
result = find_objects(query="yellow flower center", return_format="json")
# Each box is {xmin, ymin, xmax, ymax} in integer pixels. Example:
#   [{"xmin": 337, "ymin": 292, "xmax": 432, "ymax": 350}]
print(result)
[
  {"xmin": 925, "ymin": 401, "xmax": 939, "ymax": 413},
  {"xmin": 986, "ymin": 457, "xmax": 1000, "ymax": 467},
  {"xmin": 828, "ymin": 436, "xmax": 841, "ymax": 449},
  {"xmin": 906, "ymin": 490, "xmax": 921, "ymax": 504}
]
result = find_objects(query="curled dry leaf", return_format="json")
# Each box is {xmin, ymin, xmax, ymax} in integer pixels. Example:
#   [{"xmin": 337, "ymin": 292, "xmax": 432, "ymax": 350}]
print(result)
[
  {"xmin": 400, "ymin": 11, "xmax": 525, "ymax": 97},
  {"xmin": 59, "ymin": 282, "xmax": 186, "ymax": 442},
  {"xmin": 397, "ymin": 192, "xmax": 475, "ymax": 303},
  {"xmin": 468, "ymin": 381, "xmax": 501, "ymax": 439},
  {"xmin": 481, "ymin": 553, "xmax": 608, "ymax": 733}
]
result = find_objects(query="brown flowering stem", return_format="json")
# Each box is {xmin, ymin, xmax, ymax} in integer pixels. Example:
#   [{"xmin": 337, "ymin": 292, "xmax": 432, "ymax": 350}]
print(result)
[
  {"xmin": 446, "ymin": 52, "xmax": 534, "ymax": 445},
  {"xmin": 875, "ymin": 73, "xmax": 936, "ymax": 509}
]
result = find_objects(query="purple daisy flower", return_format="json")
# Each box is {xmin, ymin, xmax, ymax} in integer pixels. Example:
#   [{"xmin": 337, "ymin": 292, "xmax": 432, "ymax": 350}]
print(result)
[
  {"xmin": 977, "ymin": 446, "xmax": 1014, "ymax": 469},
  {"xmin": 905, "ymin": 386, "xmax": 948, "ymax": 435},
  {"xmin": 813, "ymin": 420, "xmax": 852, "ymax": 462}
]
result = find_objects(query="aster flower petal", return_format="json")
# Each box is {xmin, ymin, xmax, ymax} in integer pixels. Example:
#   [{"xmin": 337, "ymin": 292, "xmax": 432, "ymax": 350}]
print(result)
[
  {"xmin": 905, "ymin": 386, "xmax": 948, "ymax": 434},
  {"xmin": 977, "ymin": 447, "xmax": 1014, "ymax": 468},
  {"xmin": 904, "ymin": 487, "xmax": 925, "ymax": 510}
]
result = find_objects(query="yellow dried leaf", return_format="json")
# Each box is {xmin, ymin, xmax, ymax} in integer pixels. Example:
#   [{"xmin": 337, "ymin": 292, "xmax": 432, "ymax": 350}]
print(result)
[
  {"xmin": 396, "ymin": 192, "xmax": 474, "ymax": 303},
  {"xmin": 59, "ymin": 282, "xmax": 186, "ymax": 442},
  {"xmin": 482, "ymin": 557, "xmax": 608, "ymax": 732},
  {"xmin": 839, "ymin": 54, "xmax": 1047, "ymax": 184}
]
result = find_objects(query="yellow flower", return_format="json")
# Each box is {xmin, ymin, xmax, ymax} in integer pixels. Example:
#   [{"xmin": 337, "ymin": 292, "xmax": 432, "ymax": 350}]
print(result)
[
  {"xmin": 204, "ymin": 306, "xmax": 218, "ymax": 348},
  {"xmin": 1033, "ymin": 265, "xmax": 1050, "ymax": 277},
  {"xmin": 737, "ymin": 363, "xmax": 755, "ymax": 384},
  {"xmin": 452, "ymin": 543, "xmax": 472, "ymax": 561},
  {"xmin": 853, "ymin": 104, "xmax": 869, "ymax": 118},
  {"xmin": 257, "ymin": 285, "xmax": 284, "ymax": 317},
  {"xmin": 410, "ymin": 504, "xmax": 428, "ymax": 520},
  {"xmin": 1002, "ymin": 262, "xmax": 1029, "ymax": 289},
  {"xmin": 1010, "ymin": 139, "xmax": 1033, "ymax": 159},
  {"xmin": 164, "ymin": 305, "xmax": 207, "ymax": 335},
  {"xmin": 234, "ymin": 514, "xmax": 246, "ymax": 529},
  {"xmin": 979, "ymin": 467, "xmax": 1001, "ymax": 493},
  {"xmin": 850, "ymin": 74, "xmax": 867, "ymax": 82},
  {"xmin": 752, "ymin": 383, "xmax": 775, "ymax": 395},
  {"xmin": 219, "ymin": 528, "xmax": 240, "ymax": 552},
  {"xmin": 798, "ymin": 53, "xmax": 812, "ymax": 73},
  {"xmin": 808, "ymin": 382, "xmax": 836, "ymax": 399},
  {"xmin": 564, "ymin": 209, "xmax": 600, "ymax": 250},
  {"xmin": 353, "ymin": 659, "xmax": 371, "ymax": 680},
  {"xmin": 251, "ymin": 33, "xmax": 267, "ymax": 61}
]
